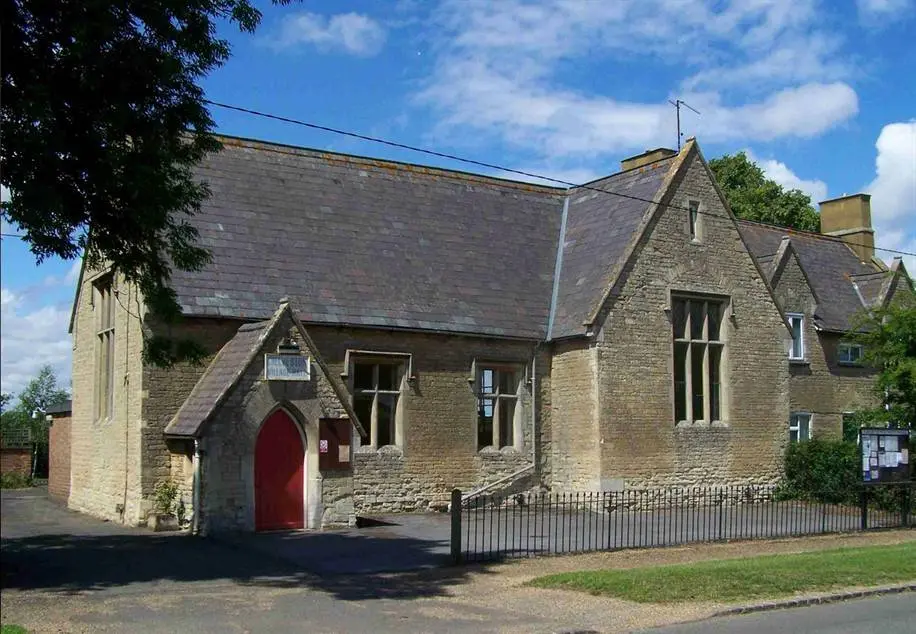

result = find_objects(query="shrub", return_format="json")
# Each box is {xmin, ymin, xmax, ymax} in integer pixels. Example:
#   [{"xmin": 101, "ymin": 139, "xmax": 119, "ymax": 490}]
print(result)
[
  {"xmin": 0, "ymin": 473, "xmax": 33, "ymax": 489},
  {"xmin": 154, "ymin": 481, "xmax": 179, "ymax": 516},
  {"xmin": 780, "ymin": 439, "xmax": 860, "ymax": 504}
]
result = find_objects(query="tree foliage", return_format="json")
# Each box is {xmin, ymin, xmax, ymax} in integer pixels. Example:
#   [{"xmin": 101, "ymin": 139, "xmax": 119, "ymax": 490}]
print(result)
[
  {"xmin": 851, "ymin": 299, "xmax": 916, "ymax": 429},
  {"xmin": 709, "ymin": 152, "xmax": 821, "ymax": 232},
  {"xmin": 0, "ymin": 365, "xmax": 70, "ymax": 443},
  {"xmin": 1, "ymin": 0, "xmax": 289, "ymax": 366}
]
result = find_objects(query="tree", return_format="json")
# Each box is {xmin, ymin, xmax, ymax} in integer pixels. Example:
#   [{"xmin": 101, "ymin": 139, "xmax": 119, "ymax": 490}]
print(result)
[
  {"xmin": 709, "ymin": 152, "xmax": 822, "ymax": 232},
  {"xmin": 850, "ymin": 300, "xmax": 916, "ymax": 429},
  {"xmin": 1, "ymin": 1, "xmax": 290, "ymax": 366},
  {"xmin": 0, "ymin": 365, "xmax": 70, "ymax": 442}
]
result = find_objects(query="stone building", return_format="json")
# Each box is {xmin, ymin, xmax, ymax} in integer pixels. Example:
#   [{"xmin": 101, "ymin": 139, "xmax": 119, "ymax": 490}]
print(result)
[{"xmin": 66, "ymin": 136, "xmax": 911, "ymax": 532}]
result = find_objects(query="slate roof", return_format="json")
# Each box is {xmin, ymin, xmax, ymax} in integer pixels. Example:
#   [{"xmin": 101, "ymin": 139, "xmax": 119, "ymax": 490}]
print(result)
[
  {"xmin": 164, "ymin": 320, "xmax": 272, "ymax": 437},
  {"xmin": 172, "ymin": 136, "xmax": 566, "ymax": 339},
  {"xmin": 550, "ymin": 159, "xmax": 674, "ymax": 338},
  {"xmin": 737, "ymin": 221, "xmax": 886, "ymax": 331}
]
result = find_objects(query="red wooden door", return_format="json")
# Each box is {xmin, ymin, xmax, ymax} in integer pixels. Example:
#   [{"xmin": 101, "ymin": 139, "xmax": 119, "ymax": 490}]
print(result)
[{"xmin": 255, "ymin": 410, "xmax": 305, "ymax": 531}]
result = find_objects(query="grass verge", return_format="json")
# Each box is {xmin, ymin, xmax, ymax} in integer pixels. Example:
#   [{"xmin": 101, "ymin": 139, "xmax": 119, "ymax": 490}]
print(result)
[
  {"xmin": 1, "ymin": 625, "xmax": 30, "ymax": 634},
  {"xmin": 528, "ymin": 542, "xmax": 916, "ymax": 603}
]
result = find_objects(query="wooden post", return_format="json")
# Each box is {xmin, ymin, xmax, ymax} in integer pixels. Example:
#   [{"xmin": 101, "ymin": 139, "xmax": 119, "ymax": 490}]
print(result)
[{"xmin": 450, "ymin": 488, "xmax": 462, "ymax": 564}]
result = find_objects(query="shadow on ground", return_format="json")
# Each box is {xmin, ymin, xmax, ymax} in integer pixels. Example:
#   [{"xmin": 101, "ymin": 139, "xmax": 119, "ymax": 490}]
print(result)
[{"xmin": 0, "ymin": 530, "xmax": 490, "ymax": 601}]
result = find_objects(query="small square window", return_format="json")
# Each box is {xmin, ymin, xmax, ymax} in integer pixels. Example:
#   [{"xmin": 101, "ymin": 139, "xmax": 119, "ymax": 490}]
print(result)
[{"xmin": 838, "ymin": 343, "xmax": 864, "ymax": 365}]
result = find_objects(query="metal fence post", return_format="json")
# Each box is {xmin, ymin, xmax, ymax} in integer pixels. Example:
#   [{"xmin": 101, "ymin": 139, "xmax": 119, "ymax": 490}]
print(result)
[
  {"xmin": 901, "ymin": 485, "xmax": 911, "ymax": 528},
  {"xmin": 450, "ymin": 488, "xmax": 462, "ymax": 564},
  {"xmin": 860, "ymin": 487, "xmax": 869, "ymax": 531}
]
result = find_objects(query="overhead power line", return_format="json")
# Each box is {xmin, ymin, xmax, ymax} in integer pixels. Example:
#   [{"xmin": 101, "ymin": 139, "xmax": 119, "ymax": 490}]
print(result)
[{"xmin": 205, "ymin": 99, "xmax": 915, "ymax": 259}]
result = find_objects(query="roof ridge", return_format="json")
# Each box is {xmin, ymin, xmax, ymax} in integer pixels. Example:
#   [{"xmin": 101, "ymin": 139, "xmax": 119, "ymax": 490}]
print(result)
[{"xmin": 214, "ymin": 133, "xmax": 569, "ymax": 196}]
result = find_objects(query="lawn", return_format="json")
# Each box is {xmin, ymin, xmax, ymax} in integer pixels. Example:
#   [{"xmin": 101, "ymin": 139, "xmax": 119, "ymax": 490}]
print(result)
[
  {"xmin": 528, "ymin": 542, "xmax": 916, "ymax": 603},
  {"xmin": 1, "ymin": 625, "xmax": 29, "ymax": 634}
]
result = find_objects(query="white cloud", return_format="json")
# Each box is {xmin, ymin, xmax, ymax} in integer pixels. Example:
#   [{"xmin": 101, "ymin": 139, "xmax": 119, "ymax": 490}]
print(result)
[
  {"xmin": 744, "ymin": 150, "xmax": 829, "ymax": 202},
  {"xmin": 856, "ymin": 0, "xmax": 913, "ymax": 21},
  {"xmin": 865, "ymin": 121, "xmax": 916, "ymax": 270},
  {"xmin": 271, "ymin": 12, "xmax": 386, "ymax": 56},
  {"xmin": 0, "ymin": 288, "xmax": 72, "ymax": 397},
  {"xmin": 419, "ymin": 0, "xmax": 861, "ymax": 166}
]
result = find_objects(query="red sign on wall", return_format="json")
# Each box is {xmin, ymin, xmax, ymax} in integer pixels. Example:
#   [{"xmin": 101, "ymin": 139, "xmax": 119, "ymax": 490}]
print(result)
[{"xmin": 318, "ymin": 418, "xmax": 352, "ymax": 471}]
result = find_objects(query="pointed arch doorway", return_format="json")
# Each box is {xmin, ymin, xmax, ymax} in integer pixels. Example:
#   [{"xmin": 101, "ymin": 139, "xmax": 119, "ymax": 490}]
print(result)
[{"xmin": 255, "ymin": 409, "xmax": 305, "ymax": 531}]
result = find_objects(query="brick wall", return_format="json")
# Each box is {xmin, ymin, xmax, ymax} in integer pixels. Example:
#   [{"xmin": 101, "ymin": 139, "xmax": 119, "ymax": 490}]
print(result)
[
  {"xmin": 0, "ymin": 448, "xmax": 31, "ymax": 476},
  {"xmin": 48, "ymin": 414, "xmax": 71, "ymax": 502},
  {"xmin": 591, "ymin": 149, "xmax": 790, "ymax": 489}
]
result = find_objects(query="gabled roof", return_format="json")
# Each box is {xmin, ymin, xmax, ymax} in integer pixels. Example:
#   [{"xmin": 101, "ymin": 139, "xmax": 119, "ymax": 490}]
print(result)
[
  {"xmin": 170, "ymin": 136, "xmax": 566, "ymax": 340},
  {"xmin": 768, "ymin": 236, "xmax": 820, "ymax": 303},
  {"xmin": 736, "ymin": 222, "xmax": 890, "ymax": 331},
  {"xmin": 164, "ymin": 301, "xmax": 364, "ymax": 438},
  {"xmin": 549, "ymin": 158, "xmax": 675, "ymax": 338}
]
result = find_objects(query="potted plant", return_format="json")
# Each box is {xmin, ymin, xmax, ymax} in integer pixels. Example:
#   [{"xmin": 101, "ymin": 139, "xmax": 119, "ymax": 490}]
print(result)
[{"xmin": 149, "ymin": 481, "xmax": 180, "ymax": 532}]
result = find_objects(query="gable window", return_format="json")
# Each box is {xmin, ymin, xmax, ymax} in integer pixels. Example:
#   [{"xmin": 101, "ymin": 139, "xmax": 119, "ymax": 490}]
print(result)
[
  {"xmin": 351, "ymin": 360, "xmax": 403, "ymax": 448},
  {"xmin": 789, "ymin": 412, "xmax": 811, "ymax": 442},
  {"xmin": 688, "ymin": 200, "xmax": 700, "ymax": 240},
  {"xmin": 94, "ymin": 275, "xmax": 115, "ymax": 420},
  {"xmin": 477, "ymin": 366, "xmax": 520, "ymax": 450},
  {"xmin": 672, "ymin": 296, "xmax": 725, "ymax": 424},
  {"xmin": 838, "ymin": 342, "xmax": 864, "ymax": 365},
  {"xmin": 787, "ymin": 313, "xmax": 805, "ymax": 361}
]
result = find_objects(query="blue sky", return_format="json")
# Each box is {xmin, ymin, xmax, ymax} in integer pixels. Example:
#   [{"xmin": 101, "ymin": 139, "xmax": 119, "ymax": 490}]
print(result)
[{"xmin": 2, "ymin": 0, "xmax": 915, "ymax": 397}]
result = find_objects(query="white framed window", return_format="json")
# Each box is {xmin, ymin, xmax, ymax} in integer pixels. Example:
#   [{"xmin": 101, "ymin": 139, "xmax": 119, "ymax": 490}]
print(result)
[
  {"xmin": 688, "ymin": 200, "xmax": 700, "ymax": 240},
  {"xmin": 838, "ymin": 342, "xmax": 864, "ymax": 365},
  {"xmin": 351, "ymin": 359, "xmax": 404, "ymax": 448},
  {"xmin": 789, "ymin": 412, "xmax": 812, "ymax": 442},
  {"xmin": 787, "ymin": 313, "xmax": 805, "ymax": 361},
  {"xmin": 672, "ymin": 295, "xmax": 725, "ymax": 424},
  {"xmin": 94, "ymin": 275, "xmax": 115, "ymax": 421},
  {"xmin": 477, "ymin": 365, "xmax": 521, "ymax": 450}
]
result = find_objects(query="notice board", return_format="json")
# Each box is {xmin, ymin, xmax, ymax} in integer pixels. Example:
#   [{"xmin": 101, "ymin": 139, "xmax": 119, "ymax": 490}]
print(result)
[
  {"xmin": 319, "ymin": 418, "xmax": 352, "ymax": 471},
  {"xmin": 860, "ymin": 427, "xmax": 911, "ymax": 482}
]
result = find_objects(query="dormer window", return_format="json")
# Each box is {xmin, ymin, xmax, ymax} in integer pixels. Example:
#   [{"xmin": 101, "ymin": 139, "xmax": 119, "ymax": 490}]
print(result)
[
  {"xmin": 788, "ymin": 313, "xmax": 805, "ymax": 361},
  {"xmin": 838, "ymin": 342, "xmax": 864, "ymax": 365}
]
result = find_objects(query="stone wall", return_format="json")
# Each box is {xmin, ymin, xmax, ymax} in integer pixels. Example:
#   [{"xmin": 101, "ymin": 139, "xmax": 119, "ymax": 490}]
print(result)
[
  {"xmin": 306, "ymin": 326, "xmax": 548, "ymax": 513},
  {"xmin": 48, "ymin": 415, "xmax": 71, "ymax": 502},
  {"xmin": 548, "ymin": 340, "xmax": 599, "ymax": 490},
  {"xmin": 592, "ymin": 148, "xmax": 790, "ymax": 489},
  {"xmin": 199, "ymin": 315, "xmax": 353, "ymax": 533},
  {"xmin": 69, "ymin": 271, "xmax": 147, "ymax": 524},
  {"xmin": 770, "ymin": 249, "xmax": 879, "ymax": 439}
]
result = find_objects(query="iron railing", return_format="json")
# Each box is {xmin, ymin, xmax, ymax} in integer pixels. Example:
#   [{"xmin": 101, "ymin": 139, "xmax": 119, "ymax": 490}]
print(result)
[{"xmin": 450, "ymin": 482, "xmax": 914, "ymax": 563}]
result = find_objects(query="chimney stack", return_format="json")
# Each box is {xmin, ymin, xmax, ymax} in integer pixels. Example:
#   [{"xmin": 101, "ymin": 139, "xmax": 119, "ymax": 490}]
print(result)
[
  {"xmin": 621, "ymin": 148, "xmax": 677, "ymax": 172},
  {"xmin": 819, "ymin": 194, "xmax": 875, "ymax": 263}
]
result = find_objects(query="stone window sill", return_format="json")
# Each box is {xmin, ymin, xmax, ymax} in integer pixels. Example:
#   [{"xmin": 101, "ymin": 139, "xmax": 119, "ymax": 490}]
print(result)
[
  {"xmin": 675, "ymin": 420, "xmax": 729, "ymax": 429},
  {"xmin": 477, "ymin": 445, "xmax": 523, "ymax": 456},
  {"xmin": 789, "ymin": 359, "xmax": 810, "ymax": 366},
  {"xmin": 355, "ymin": 444, "xmax": 403, "ymax": 456}
]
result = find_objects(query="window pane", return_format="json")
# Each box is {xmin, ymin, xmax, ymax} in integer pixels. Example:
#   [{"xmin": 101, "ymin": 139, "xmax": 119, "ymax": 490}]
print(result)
[
  {"xmin": 353, "ymin": 394, "xmax": 373, "ymax": 444},
  {"xmin": 709, "ymin": 345, "xmax": 721, "ymax": 421},
  {"xmin": 690, "ymin": 301, "xmax": 705, "ymax": 340},
  {"xmin": 707, "ymin": 303, "xmax": 721, "ymax": 341},
  {"xmin": 377, "ymin": 394, "xmax": 397, "ymax": 446},
  {"xmin": 354, "ymin": 363, "xmax": 374, "ymax": 390},
  {"xmin": 689, "ymin": 201, "xmax": 699, "ymax": 238},
  {"xmin": 674, "ymin": 342, "xmax": 687, "ymax": 422},
  {"xmin": 377, "ymin": 363, "xmax": 398, "ymax": 390},
  {"xmin": 798, "ymin": 414, "xmax": 810, "ymax": 440},
  {"xmin": 480, "ymin": 368, "xmax": 494, "ymax": 394},
  {"xmin": 691, "ymin": 344, "xmax": 704, "ymax": 420},
  {"xmin": 673, "ymin": 299, "xmax": 687, "ymax": 339},
  {"xmin": 790, "ymin": 317, "xmax": 803, "ymax": 358},
  {"xmin": 498, "ymin": 370, "xmax": 516, "ymax": 394},
  {"xmin": 498, "ymin": 399, "xmax": 515, "ymax": 448},
  {"xmin": 478, "ymin": 398, "xmax": 494, "ymax": 449},
  {"xmin": 789, "ymin": 428, "xmax": 799, "ymax": 443}
]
